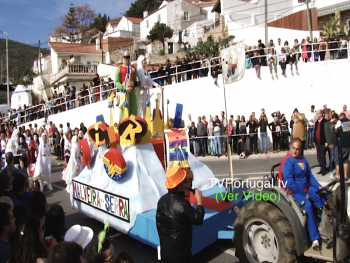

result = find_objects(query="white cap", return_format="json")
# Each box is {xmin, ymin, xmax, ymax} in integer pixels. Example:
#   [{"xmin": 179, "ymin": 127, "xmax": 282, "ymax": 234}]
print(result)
[{"xmin": 64, "ymin": 225, "xmax": 93, "ymax": 249}]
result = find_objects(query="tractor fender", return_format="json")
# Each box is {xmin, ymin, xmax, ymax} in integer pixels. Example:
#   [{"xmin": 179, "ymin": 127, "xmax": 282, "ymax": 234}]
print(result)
[{"xmin": 237, "ymin": 187, "xmax": 309, "ymax": 256}]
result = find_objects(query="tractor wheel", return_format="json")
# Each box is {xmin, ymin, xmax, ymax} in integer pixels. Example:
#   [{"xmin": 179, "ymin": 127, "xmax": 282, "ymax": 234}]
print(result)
[{"xmin": 233, "ymin": 201, "xmax": 297, "ymax": 263}]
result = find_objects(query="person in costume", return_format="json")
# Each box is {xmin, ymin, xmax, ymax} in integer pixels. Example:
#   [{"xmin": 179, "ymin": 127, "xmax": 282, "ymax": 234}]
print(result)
[
  {"xmin": 33, "ymin": 133, "xmax": 52, "ymax": 192},
  {"xmin": 136, "ymin": 55, "xmax": 163, "ymax": 118},
  {"xmin": 114, "ymin": 50, "xmax": 140, "ymax": 117},
  {"xmin": 62, "ymin": 135, "xmax": 83, "ymax": 193},
  {"xmin": 27, "ymin": 140, "xmax": 38, "ymax": 190}
]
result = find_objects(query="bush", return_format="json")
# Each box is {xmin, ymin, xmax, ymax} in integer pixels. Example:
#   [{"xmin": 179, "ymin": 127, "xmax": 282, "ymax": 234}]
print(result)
[{"xmin": 159, "ymin": 49, "xmax": 165, "ymax": 56}]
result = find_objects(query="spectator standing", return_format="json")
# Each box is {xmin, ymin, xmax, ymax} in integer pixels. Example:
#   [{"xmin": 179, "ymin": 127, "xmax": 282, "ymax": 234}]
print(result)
[
  {"xmin": 188, "ymin": 122, "xmax": 197, "ymax": 156},
  {"xmin": 268, "ymin": 117, "xmax": 281, "ymax": 153},
  {"xmin": 293, "ymin": 39, "xmax": 300, "ymax": 61},
  {"xmin": 283, "ymin": 40, "xmax": 290, "ymax": 53},
  {"xmin": 314, "ymin": 109, "xmax": 328, "ymax": 175},
  {"xmin": 267, "ymin": 49, "xmax": 277, "ymax": 77},
  {"xmin": 301, "ymin": 39, "xmax": 309, "ymax": 62},
  {"xmin": 70, "ymin": 86, "xmax": 76, "ymax": 109},
  {"xmin": 329, "ymin": 32, "xmax": 340, "ymax": 60},
  {"xmin": 257, "ymin": 39, "xmax": 266, "ymax": 66},
  {"xmin": 324, "ymin": 114, "xmax": 338, "ymax": 178},
  {"xmin": 319, "ymin": 33, "xmax": 328, "ymax": 61},
  {"xmin": 313, "ymin": 37, "xmax": 320, "ymax": 61},
  {"xmin": 213, "ymin": 115, "xmax": 222, "ymax": 157},
  {"xmin": 340, "ymin": 105, "xmax": 350, "ymax": 119},
  {"xmin": 196, "ymin": 117, "xmax": 206, "ymax": 157},
  {"xmin": 245, "ymin": 53, "xmax": 252, "ymax": 69},
  {"xmin": 279, "ymin": 48, "xmax": 287, "ymax": 75},
  {"xmin": 259, "ymin": 114, "xmax": 268, "ymax": 154},
  {"xmin": 158, "ymin": 64, "xmax": 165, "ymax": 86},
  {"xmin": 307, "ymin": 105, "xmax": 316, "ymax": 149},
  {"xmin": 267, "ymin": 39, "xmax": 275, "ymax": 50},
  {"xmin": 165, "ymin": 59, "xmax": 172, "ymax": 84},
  {"xmin": 93, "ymin": 74, "xmax": 100, "ymax": 102},
  {"xmin": 337, "ymin": 41, "xmax": 348, "ymax": 59},
  {"xmin": 207, "ymin": 116, "xmax": 215, "ymax": 155},
  {"xmin": 246, "ymin": 115, "xmax": 258, "ymax": 154},
  {"xmin": 288, "ymin": 48, "xmax": 298, "ymax": 74},
  {"xmin": 251, "ymin": 51, "xmax": 261, "ymax": 77},
  {"xmin": 276, "ymin": 38, "xmax": 283, "ymax": 55},
  {"xmin": 173, "ymin": 57, "xmax": 181, "ymax": 83},
  {"xmin": 334, "ymin": 113, "xmax": 350, "ymax": 181}
]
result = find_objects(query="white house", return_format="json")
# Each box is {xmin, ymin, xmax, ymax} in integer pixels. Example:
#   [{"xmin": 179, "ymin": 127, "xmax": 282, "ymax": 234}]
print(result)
[
  {"xmin": 140, "ymin": 0, "xmax": 208, "ymax": 54},
  {"xmin": 48, "ymin": 42, "xmax": 104, "ymax": 86},
  {"xmin": 32, "ymin": 54, "xmax": 51, "ymax": 75},
  {"xmin": 103, "ymin": 16, "xmax": 142, "ymax": 39},
  {"xmin": 212, "ymin": 0, "xmax": 319, "ymax": 47}
]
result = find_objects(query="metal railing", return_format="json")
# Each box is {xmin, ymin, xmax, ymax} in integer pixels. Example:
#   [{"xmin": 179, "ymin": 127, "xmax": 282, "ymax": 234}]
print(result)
[
  {"xmin": 51, "ymin": 63, "xmax": 98, "ymax": 84},
  {"xmin": 1, "ymin": 40, "xmax": 348, "ymax": 125}
]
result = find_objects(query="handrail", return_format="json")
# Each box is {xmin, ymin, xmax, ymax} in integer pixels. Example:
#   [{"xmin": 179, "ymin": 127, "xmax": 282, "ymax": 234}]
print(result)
[{"xmin": 1, "ymin": 40, "xmax": 349, "ymax": 125}]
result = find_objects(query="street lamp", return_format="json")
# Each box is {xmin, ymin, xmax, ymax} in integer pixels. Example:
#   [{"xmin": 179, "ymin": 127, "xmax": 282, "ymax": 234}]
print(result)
[{"xmin": 0, "ymin": 31, "xmax": 9, "ymax": 106}]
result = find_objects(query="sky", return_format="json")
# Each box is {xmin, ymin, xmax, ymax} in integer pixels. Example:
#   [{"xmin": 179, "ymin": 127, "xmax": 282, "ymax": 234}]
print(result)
[{"xmin": 0, "ymin": 0, "xmax": 134, "ymax": 49}]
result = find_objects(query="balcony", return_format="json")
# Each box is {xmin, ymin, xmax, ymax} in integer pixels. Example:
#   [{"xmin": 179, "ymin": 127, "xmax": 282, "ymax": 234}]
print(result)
[{"xmin": 51, "ymin": 63, "xmax": 98, "ymax": 85}]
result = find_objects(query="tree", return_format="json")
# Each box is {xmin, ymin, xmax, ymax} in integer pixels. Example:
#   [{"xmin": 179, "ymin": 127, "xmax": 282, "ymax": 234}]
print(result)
[
  {"xmin": 147, "ymin": 22, "xmax": 173, "ymax": 48},
  {"xmin": 125, "ymin": 0, "xmax": 160, "ymax": 18},
  {"xmin": 53, "ymin": 4, "xmax": 97, "ymax": 43},
  {"xmin": 91, "ymin": 13, "xmax": 109, "ymax": 33},
  {"xmin": 321, "ymin": 11, "xmax": 345, "ymax": 38},
  {"xmin": 76, "ymin": 4, "xmax": 97, "ymax": 42}
]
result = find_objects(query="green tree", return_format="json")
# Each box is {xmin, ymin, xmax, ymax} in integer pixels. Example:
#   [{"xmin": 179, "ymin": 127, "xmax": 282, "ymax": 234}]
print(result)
[
  {"xmin": 125, "ymin": 0, "xmax": 160, "ymax": 18},
  {"xmin": 321, "ymin": 11, "xmax": 344, "ymax": 38},
  {"xmin": 92, "ymin": 13, "xmax": 109, "ymax": 33},
  {"xmin": 182, "ymin": 35, "xmax": 235, "ymax": 56},
  {"xmin": 147, "ymin": 22, "xmax": 173, "ymax": 48},
  {"xmin": 53, "ymin": 4, "xmax": 97, "ymax": 43}
]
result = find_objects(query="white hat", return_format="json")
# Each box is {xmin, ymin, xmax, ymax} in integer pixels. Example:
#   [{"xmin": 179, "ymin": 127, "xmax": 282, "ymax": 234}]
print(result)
[
  {"xmin": 64, "ymin": 225, "xmax": 93, "ymax": 249},
  {"xmin": 342, "ymin": 40, "xmax": 347, "ymax": 46}
]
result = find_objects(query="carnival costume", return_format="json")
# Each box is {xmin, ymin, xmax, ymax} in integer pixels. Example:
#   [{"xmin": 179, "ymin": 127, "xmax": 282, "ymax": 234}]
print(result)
[
  {"xmin": 114, "ymin": 50, "xmax": 140, "ymax": 118},
  {"xmin": 137, "ymin": 55, "xmax": 160, "ymax": 118},
  {"xmin": 62, "ymin": 135, "xmax": 82, "ymax": 193},
  {"xmin": 33, "ymin": 133, "xmax": 52, "ymax": 191}
]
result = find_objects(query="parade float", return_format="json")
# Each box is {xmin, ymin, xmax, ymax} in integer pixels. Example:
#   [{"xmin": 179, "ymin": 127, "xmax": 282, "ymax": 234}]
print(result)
[{"xmin": 69, "ymin": 94, "xmax": 246, "ymax": 255}]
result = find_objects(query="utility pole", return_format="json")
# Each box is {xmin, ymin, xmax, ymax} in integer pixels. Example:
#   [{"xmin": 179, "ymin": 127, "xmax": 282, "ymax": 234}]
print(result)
[
  {"xmin": 265, "ymin": 0, "xmax": 268, "ymax": 46},
  {"xmin": 38, "ymin": 40, "xmax": 42, "ymax": 76},
  {"xmin": 306, "ymin": 0, "xmax": 313, "ymax": 40}
]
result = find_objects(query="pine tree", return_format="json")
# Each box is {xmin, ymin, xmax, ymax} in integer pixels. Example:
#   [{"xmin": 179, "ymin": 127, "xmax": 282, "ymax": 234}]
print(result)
[{"xmin": 63, "ymin": 4, "xmax": 80, "ymax": 43}]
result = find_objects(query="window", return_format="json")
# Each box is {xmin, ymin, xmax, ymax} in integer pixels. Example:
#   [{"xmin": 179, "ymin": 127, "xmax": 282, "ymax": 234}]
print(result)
[
  {"xmin": 183, "ymin": 30, "xmax": 188, "ymax": 37},
  {"xmin": 146, "ymin": 20, "xmax": 149, "ymax": 28},
  {"xmin": 184, "ymin": 12, "xmax": 190, "ymax": 21},
  {"xmin": 157, "ymin": 14, "xmax": 161, "ymax": 22}
]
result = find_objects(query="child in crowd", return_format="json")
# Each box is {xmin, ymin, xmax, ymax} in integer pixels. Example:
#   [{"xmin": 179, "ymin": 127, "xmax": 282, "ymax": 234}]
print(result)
[
  {"xmin": 279, "ymin": 48, "xmax": 287, "ymax": 75},
  {"xmin": 251, "ymin": 51, "xmax": 261, "ymax": 78},
  {"xmin": 267, "ymin": 48, "xmax": 277, "ymax": 77},
  {"xmin": 288, "ymin": 48, "xmax": 298, "ymax": 74}
]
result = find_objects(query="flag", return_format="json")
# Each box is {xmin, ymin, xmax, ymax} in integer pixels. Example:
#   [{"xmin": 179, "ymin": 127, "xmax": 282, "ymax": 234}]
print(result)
[{"xmin": 220, "ymin": 40, "xmax": 246, "ymax": 84}]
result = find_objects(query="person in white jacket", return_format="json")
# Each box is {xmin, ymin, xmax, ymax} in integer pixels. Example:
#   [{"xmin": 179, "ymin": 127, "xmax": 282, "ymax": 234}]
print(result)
[
  {"xmin": 136, "ymin": 55, "xmax": 163, "ymax": 118},
  {"xmin": 62, "ymin": 135, "xmax": 82, "ymax": 193},
  {"xmin": 33, "ymin": 133, "xmax": 52, "ymax": 191}
]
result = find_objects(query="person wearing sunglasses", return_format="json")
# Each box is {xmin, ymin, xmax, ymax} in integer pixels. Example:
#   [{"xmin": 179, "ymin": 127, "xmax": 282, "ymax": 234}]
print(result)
[{"xmin": 156, "ymin": 166, "xmax": 204, "ymax": 263}]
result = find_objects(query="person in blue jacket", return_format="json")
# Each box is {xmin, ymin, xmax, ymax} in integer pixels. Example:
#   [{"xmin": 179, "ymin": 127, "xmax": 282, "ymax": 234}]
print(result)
[{"xmin": 282, "ymin": 138, "xmax": 327, "ymax": 250}]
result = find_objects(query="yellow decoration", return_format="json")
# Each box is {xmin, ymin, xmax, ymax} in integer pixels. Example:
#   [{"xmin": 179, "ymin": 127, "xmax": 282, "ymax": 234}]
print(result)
[
  {"xmin": 94, "ymin": 124, "xmax": 100, "ymax": 145},
  {"xmin": 107, "ymin": 92, "xmax": 116, "ymax": 127},
  {"xmin": 152, "ymin": 99, "xmax": 164, "ymax": 139},
  {"xmin": 120, "ymin": 115, "xmax": 141, "ymax": 145},
  {"xmin": 164, "ymin": 100, "xmax": 169, "ymax": 129},
  {"xmin": 103, "ymin": 157, "xmax": 127, "ymax": 177},
  {"xmin": 140, "ymin": 102, "xmax": 152, "ymax": 144}
]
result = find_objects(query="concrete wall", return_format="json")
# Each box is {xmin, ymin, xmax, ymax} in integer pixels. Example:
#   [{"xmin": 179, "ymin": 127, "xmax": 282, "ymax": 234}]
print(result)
[
  {"xmin": 21, "ymin": 58, "xmax": 350, "ymax": 148},
  {"xmin": 140, "ymin": 7, "xmax": 168, "ymax": 39}
]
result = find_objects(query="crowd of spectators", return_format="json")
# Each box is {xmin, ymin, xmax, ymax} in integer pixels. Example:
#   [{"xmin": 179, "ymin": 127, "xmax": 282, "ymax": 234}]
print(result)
[
  {"xmin": 180, "ymin": 104, "xmax": 350, "ymax": 161},
  {"xmin": 245, "ymin": 34, "xmax": 348, "ymax": 78},
  {"xmin": 0, "ymin": 119, "xmax": 134, "ymax": 263}
]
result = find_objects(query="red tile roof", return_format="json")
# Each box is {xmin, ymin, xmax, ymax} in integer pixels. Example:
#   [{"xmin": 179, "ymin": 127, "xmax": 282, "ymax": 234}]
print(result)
[
  {"xmin": 102, "ymin": 37, "xmax": 134, "ymax": 52},
  {"xmin": 49, "ymin": 42, "xmax": 101, "ymax": 54},
  {"xmin": 109, "ymin": 16, "xmax": 123, "ymax": 24},
  {"xmin": 125, "ymin": 16, "xmax": 142, "ymax": 24}
]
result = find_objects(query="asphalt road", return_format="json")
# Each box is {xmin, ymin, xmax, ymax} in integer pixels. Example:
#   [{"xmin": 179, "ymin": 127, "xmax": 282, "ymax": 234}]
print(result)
[{"xmin": 45, "ymin": 149, "xmax": 319, "ymax": 263}]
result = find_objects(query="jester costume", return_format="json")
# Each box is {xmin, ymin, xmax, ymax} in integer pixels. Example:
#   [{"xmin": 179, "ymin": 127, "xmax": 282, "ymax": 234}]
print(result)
[{"xmin": 115, "ymin": 63, "xmax": 140, "ymax": 118}]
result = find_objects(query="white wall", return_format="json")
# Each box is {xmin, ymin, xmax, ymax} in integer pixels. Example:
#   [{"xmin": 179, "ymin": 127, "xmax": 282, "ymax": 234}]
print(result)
[
  {"xmin": 140, "ymin": 7, "xmax": 168, "ymax": 39},
  {"xmin": 22, "ymin": 59, "xmax": 350, "ymax": 149},
  {"xmin": 51, "ymin": 50, "xmax": 59, "ymax": 74}
]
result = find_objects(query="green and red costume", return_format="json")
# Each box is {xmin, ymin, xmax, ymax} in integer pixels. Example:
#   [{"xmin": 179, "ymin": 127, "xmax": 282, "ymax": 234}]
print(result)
[{"xmin": 115, "ymin": 64, "xmax": 140, "ymax": 117}]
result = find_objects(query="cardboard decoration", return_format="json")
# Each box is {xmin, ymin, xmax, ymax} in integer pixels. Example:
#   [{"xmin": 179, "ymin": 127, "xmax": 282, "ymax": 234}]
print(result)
[
  {"xmin": 87, "ymin": 123, "xmax": 108, "ymax": 145},
  {"xmin": 79, "ymin": 138, "xmax": 92, "ymax": 167},
  {"xmin": 119, "ymin": 115, "xmax": 148, "ymax": 145},
  {"xmin": 103, "ymin": 148, "xmax": 127, "ymax": 181}
]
